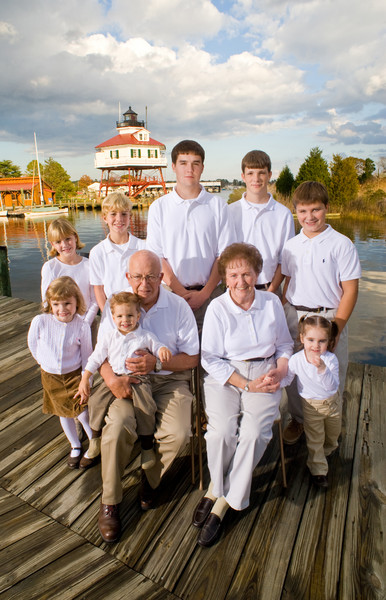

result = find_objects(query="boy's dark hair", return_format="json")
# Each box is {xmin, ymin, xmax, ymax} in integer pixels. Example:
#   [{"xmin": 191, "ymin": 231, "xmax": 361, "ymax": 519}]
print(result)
[
  {"xmin": 298, "ymin": 314, "xmax": 339, "ymax": 352},
  {"xmin": 241, "ymin": 150, "xmax": 271, "ymax": 173},
  {"xmin": 292, "ymin": 181, "xmax": 329, "ymax": 207},
  {"xmin": 171, "ymin": 140, "xmax": 205, "ymax": 164}
]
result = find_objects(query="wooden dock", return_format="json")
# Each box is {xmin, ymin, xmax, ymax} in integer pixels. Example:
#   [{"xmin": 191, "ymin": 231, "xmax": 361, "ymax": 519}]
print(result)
[{"xmin": 0, "ymin": 295, "xmax": 384, "ymax": 599}]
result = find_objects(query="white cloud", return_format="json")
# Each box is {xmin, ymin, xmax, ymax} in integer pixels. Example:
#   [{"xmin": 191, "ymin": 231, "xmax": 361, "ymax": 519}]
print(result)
[{"xmin": 0, "ymin": 21, "xmax": 17, "ymax": 38}]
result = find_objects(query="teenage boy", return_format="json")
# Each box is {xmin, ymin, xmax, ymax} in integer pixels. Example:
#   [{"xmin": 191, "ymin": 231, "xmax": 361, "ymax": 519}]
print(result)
[
  {"xmin": 146, "ymin": 140, "xmax": 235, "ymax": 329},
  {"xmin": 281, "ymin": 181, "xmax": 361, "ymax": 444},
  {"xmin": 229, "ymin": 150, "xmax": 294, "ymax": 291},
  {"xmin": 89, "ymin": 191, "xmax": 145, "ymax": 312}
]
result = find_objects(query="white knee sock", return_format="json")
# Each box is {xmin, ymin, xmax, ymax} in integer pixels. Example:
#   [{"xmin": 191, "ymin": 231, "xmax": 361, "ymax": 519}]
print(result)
[
  {"xmin": 77, "ymin": 408, "xmax": 92, "ymax": 441},
  {"xmin": 60, "ymin": 416, "xmax": 81, "ymax": 449}
]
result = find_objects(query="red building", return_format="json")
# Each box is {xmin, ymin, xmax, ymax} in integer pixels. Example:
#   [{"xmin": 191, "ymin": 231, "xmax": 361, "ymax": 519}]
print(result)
[{"xmin": 0, "ymin": 177, "xmax": 55, "ymax": 210}]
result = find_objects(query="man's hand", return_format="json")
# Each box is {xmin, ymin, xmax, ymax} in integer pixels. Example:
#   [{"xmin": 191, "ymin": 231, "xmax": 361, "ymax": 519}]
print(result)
[
  {"xmin": 183, "ymin": 289, "xmax": 208, "ymax": 311},
  {"xmin": 125, "ymin": 349, "xmax": 157, "ymax": 375}
]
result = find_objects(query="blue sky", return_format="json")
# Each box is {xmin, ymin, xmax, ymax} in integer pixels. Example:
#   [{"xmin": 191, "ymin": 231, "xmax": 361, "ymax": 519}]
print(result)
[{"xmin": 0, "ymin": 0, "xmax": 385, "ymax": 181}]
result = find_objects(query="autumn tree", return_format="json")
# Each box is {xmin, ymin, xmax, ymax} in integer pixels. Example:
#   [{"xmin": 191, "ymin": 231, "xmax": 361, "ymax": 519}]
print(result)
[
  {"xmin": 78, "ymin": 174, "xmax": 93, "ymax": 191},
  {"xmin": 295, "ymin": 147, "xmax": 330, "ymax": 188},
  {"xmin": 329, "ymin": 154, "xmax": 359, "ymax": 210},
  {"xmin": 275, "ymin": 165, "xmax": 295, "ymax": 196},
  {"xmin": 0, "ymin": 160, "xmax": 21, "ymax": 177}
]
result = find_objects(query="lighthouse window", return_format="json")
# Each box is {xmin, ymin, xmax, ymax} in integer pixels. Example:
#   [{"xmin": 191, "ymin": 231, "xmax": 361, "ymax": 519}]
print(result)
[
  {"xmin": 148, "ymin": 149, "xmax": 158, "ymax": 158},
  {"xmin": 110, "ymin": 150, "xmax": 119, "ymax": 159},
  {"xmin": 131, "ymin": 149, "xmax": 141, "ymax": 158},
  {"xmin": 139, "ymin": 134, "xmax": 143, "ymax": 140}
]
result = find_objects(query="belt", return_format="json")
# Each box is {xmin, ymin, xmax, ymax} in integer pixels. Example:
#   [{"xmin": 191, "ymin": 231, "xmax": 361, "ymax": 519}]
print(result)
[
  {"xmin": 244, "ymin": 353, "xmax": 275, "ymax": 362},
  {"xmin": 185, "ymin": 285, "xmax": 204, "ymax": 291},
  {"xmin": 293, "ymin": 304, "xmax": 334, "ymax": 313},
  {"xmin": 255, "ymin": 282, "xmax": 271, "ymax": 290}
]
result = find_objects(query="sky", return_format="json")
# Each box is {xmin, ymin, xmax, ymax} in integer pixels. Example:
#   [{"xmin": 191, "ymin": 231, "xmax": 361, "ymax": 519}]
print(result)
[{"xmin": 1, "ymin": 0, "xmax": 385, "ymax": 182}]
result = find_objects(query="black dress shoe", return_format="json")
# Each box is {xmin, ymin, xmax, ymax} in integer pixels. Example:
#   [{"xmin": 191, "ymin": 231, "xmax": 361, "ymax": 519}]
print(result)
[
  {"xmin": 139, "ymin": 471, "xmax": 156, "ymax": 511},
  {"xmin": 197, "ymin": 513, "xmax": 222, "ymax": 547},
  {"xmin": 311, "ymin": 474, "xmax": 328, "ymax": 488},
  {"xmin": 98, "ymin": 503, "xmax": 121, "ymax": 543},
  {"xmin": 192, "ymin": 497, "xmax": 214, "ymax": 528}
]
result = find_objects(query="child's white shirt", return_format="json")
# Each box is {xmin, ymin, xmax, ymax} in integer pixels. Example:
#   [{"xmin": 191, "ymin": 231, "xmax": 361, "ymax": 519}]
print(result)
[
  {"xmin": 281, "ymin": 349, "xmax": 339, "ymax": 400},
  {"xmin": 85, "ymin": 324, "xmax": 165, "ymax": 375},
  {"xmin": 41, "ymin": 256, "xmax": 99, "ymax": 325},
  {"xmin": 27, "ymin": 313, "xmax": 92, "ymax": 375}
]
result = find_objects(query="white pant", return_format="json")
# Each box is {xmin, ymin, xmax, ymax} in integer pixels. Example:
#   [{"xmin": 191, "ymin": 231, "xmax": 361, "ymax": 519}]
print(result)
[
  {"xmin": 204, "ymin": 358, "xmax": 281, "ymax": 511},
  {"xmin": 284, "ymin": 303, "xmax": 348, "ymax": 423}
]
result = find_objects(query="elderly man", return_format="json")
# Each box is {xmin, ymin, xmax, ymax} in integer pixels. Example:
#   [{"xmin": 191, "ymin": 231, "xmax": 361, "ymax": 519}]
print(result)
[{"xmin": 96, "ymin": 250, "xmax": 199, "ymax": 543}]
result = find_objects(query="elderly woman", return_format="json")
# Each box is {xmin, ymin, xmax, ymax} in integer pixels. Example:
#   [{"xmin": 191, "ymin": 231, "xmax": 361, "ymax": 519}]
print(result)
[{"xmin": 193, "ymin": 243, "xmax": 293, "ymax": 547}]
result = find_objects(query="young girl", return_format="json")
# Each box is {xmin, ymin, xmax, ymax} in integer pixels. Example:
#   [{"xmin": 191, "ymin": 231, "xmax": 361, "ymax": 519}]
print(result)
[
  {"xmin": 41, "ymin": 218, "xmax": 99, "ymax": 328},
  {"xmin": 77, "ymin": 292, "xmax": 172, "ymax": 471},
  {"xmin": 28, "ymin": 276, "xmax": 94, "ymax": 469},
  {"xmin": 281, "ymin": 315, "xmax": 340, "ymax": 488}
]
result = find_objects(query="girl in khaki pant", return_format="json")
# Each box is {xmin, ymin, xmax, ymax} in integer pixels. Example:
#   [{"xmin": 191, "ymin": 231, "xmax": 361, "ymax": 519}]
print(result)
[{"xmin": 282, "ymin": 315, "xmax": 340, "ymax": 488}]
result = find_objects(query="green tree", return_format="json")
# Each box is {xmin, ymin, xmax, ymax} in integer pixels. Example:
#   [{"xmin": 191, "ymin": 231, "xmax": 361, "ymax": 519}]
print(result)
[
  {"xmin": 295, "ymin": 147, "xmax": 330, "ymax": 188},
  {"xmin": 26, "ymin": 159, "xmax": 44, "ymax": 177},
  {"xmin": 43, "ymin": 157, "xmax": 75, "ymax": 199},
  {"xmin": 359, "ymin": 158, "xmax": 376, "ymax": 183},
  {"xmin": 275, "ymin": 165, "xmax": 295, "ymax": 196},
  {"xmin": 329, "ymin": 154, "xmax": 359, "ymax": 210},
  {"xmin": 0, "ymin": 160, "xmax": 21, "ymax": 177}
]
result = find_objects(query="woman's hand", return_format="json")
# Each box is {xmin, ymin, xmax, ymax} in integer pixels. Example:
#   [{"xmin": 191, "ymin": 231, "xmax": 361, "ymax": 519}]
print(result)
[{"xmin": 248, "ymin": 374, "xmax": 280, "ymax": 394}]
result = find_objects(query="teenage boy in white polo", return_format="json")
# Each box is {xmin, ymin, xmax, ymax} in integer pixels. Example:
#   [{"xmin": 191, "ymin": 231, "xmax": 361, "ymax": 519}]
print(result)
[
  {"xmin": 146, "ymin": 140, "xmax": 235, "ymax": 329},
  {"xmin": 281, "ymin": 181, "xmax": 361, "ymax": 444},
  {"xmin": 229, "ymin": 150, "xmax": 294, "ymax": 292}
]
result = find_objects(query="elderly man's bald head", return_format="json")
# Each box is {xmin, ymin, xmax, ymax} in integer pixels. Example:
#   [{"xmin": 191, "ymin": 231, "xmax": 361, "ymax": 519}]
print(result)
[
  {"xmin": 126, "ymin": 250, "xmax": 163, "ymax": 310},
  {"xmin": 127, "ymin": 250, "xmax": 162, "ymax": 274}
]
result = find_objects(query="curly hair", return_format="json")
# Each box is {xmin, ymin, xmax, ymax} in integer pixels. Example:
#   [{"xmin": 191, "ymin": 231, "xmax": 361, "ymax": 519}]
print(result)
[
  {"xmin": 110, "ymin": 291, "xmax": 141, "ymax": 313},
  {"xmin": 218, "ymin": 243, "xmax": 263, "ymax": 281},
  {"xmin": 43, "ymin": 276, "xmax": 86, "ymax": 315}
]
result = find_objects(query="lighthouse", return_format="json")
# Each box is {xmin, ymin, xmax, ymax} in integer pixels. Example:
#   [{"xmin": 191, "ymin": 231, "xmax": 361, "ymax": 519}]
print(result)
[{"xmin": 94, "ymin": 107, "xmax": 167, "ymax": 198}]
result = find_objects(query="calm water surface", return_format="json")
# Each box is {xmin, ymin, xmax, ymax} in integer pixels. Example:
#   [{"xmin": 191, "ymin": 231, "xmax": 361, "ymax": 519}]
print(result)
[{"xmin": 1, "ymin": 201, "xmax": 385, "ymax": 366}]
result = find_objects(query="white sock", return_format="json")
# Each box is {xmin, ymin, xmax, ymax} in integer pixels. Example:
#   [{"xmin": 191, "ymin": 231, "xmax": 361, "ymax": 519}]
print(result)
[
  {"xmin": 60, "ymin": 417, "xmax": 81, "ymax": 449},
  {"xmin": 77, "ymin": 408, "xmax": 93, "ymax": 440}
]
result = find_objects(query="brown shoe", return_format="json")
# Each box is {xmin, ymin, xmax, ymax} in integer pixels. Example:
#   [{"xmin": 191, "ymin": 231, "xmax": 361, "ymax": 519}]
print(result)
[
  {"xmin": 197, "ymin": 513, "xmax": 222, "ymax": 547},
  {"xmin": 192, "ymin": 497, "xmax": 214, "ymax": 528},
  {"xmin": 283, "ymin": 419, "xmax": 304, "ymax": 445},
  {"xmin": 311, "ymin": 474, "xmax": 328, "ymax": 488},
  {"xmin": 67, "ymin": 448, "xmax": 82, "ymax": 469},
  {"xmin": 139, "ymin": 471, "xmax": 156, "ymax": 511},
  {"xmin": 98, "ymin": 503, "xmax": 121, "ymax": 543},
  {"xmin": 79, "ymin": 454, "xmax": 99, "ymax": 470}
]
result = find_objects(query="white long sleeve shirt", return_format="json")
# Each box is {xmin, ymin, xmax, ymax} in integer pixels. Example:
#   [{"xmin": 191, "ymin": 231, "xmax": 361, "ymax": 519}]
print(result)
[
  {"xmin": 201, "ymin": 289, "xmax": 293, "ymax": 385},
  {"xmin": 85, "ymin": 324, "xmax": 165, "ymax": 375},
  {"xmin": 281, "ymin": 349, "xmax": 339, "ymax": 400},
  {"xmin": 41, "ymin": 256, "xmax": 99, "ymax": 326},
  {"xmin": 27, "ymin": 313, "xmax": 92, "ymax": 375}
]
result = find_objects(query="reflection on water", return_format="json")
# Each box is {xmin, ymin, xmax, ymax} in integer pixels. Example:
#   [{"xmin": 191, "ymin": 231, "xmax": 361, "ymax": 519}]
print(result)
[{"xmin": 1, "ymin": 207, "xmax": 385, "ymax": 366}]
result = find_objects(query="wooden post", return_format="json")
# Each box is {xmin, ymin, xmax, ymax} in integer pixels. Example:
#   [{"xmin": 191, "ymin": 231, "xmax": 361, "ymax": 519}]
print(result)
[{"xmin": 0, "ymin": 246, "xmax": 12, "ymax": 297}]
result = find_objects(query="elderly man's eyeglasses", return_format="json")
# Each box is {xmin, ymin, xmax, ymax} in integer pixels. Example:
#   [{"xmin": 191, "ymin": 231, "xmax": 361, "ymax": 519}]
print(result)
[{"xmin": 129, "ymin": 274, "xmax": 160, "ymax": 283}]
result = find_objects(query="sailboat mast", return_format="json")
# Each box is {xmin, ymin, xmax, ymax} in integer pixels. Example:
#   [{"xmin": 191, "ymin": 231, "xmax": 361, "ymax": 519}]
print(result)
[{"xmin": 34, "ymin": 132, "xmax": 44, "ymax": 205}]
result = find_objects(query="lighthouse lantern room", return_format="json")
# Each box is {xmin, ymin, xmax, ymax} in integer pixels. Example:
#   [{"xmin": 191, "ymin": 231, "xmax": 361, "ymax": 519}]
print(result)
[{"xmin": 94, "ymin": 106, "xmax": 167, "ymax": 198}]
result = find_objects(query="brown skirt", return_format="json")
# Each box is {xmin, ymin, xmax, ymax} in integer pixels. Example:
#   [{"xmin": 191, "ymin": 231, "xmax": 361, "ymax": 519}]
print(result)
[{"xmin": 41, "ymin": 368, "xmax": 85, "ymax": 418}]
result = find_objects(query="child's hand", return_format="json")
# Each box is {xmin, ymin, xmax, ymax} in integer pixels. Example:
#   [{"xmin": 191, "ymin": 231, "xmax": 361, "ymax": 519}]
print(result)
[
  {"xmin": 75, "ymin": 378, "xmax": 90, "ymax": 404},
  {"xmin": 159, "ymin": 347, "xmax": 172, "ymax": 363},
  {"xmin": 307, "ymin": 353, "xmax": 326, "ymax": 372}
]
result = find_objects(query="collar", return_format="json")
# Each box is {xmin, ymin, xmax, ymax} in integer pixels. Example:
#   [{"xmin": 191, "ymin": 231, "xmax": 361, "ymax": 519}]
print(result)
[
  {"xmin": 299, "ymin": 224, "xmax": 332, "ymax": 244},
  {"xmin": 224, "ymin": 288, "xmax": 264, "ymax": 314},
  {"xmin": 102, "ymin": 234, "xmax": 136, "ymax": 254},
  {"xmin": 171, "ymin": 185, "xmax": 208, "ymax": 206},
  {"xmin": 140, "ymin": 284, "xmax": 169, "ymax": 319},
  {"xmin": 241, "ymin": 192, "xmax": 275, "ymax": 211}
]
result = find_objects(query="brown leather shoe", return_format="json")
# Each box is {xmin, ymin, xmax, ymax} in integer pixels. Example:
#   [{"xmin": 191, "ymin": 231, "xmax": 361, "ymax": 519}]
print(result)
[
  {"xmin": 192, "ymin": 497, "xmax": 214, "ymax": 528},
  {"xmin": 197, "ymin": 513, "xmax": 222, "ymax": 547},
  {"xmin": 283, "ymin": 419, "xmax": 304, "ymax": 445},
  {"xmin": 79, "ymin": 454, "xmax": 99, "ymax": 470},
  {"xmin": 139, "ymin": 471, "xmax": 156, "ymax": 511},
  {"xmin": 311, "ymin": 474, "xmax": 328, "ymax": 488},
  {"xmin": 67, "ymin": 448, "xmax": 82, "ymax": 469},
  {"xmin": 98, "ymin": 503, "xmax": 121, "ymax": 543}
]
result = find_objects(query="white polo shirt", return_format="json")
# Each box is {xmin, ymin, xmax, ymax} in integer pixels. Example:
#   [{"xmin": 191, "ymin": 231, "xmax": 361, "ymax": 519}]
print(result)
[
  {"xmin": 229, "ymin": 193, "xmax": 295, "ymax": 284},
  {"xmin": 146, "ymin": 186, "xmax": 236, "ymax": 287},
  {"xmin": 89, "ymin": 234, "xmax": 145, "ymax": 298},
  {"xmin": 281, "ymin": 225, "xmax": 361, "ymax": 308},
  {"xmin": 98, "ymin": 285, "xmax": 199, "ymax": 375},
  {"xmin": 201, "ymin": 289, "xmax": 293, "ymax": 385},
  {"xmin": 85, "ymin": 324, "xmax": 165, "ymax": 375},
  {"xmin": 41, "ymin": 256, "xmax": 99, "ymax": 326},
  {"xmin": 281, "ymin": 349, "xmax": 339, "ymax": 400}
]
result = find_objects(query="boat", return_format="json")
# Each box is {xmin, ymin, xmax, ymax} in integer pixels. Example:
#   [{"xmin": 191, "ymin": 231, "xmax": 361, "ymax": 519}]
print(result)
[{"xmin": 24, "ymin": 206, "xmax": 69, "ymax": 219}]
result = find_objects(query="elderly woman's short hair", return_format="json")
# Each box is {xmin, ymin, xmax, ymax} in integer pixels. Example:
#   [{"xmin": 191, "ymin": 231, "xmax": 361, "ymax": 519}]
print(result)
[{"xmin": 218, "ymin": 243, "xmax": 263, "ymax": 280}]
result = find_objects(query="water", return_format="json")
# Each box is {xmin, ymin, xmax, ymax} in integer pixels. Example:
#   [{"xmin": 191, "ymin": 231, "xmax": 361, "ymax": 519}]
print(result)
[{"xmin": 1, "ymin": 203, "xmax": 385, "ymax": 367}]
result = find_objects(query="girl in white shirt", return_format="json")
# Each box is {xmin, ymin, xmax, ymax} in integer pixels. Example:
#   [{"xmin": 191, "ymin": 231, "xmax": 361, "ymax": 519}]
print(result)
[
  {"xmin": 282, "ymin": 315, "xmax": 340, "ymax": 488},
  {"xmin": 41, "ymin": 218, "xmax": 98, "ymax": 328},
  {"xmin": 28, "ymin": 276, "xmax": 93, "ymax": 469}
]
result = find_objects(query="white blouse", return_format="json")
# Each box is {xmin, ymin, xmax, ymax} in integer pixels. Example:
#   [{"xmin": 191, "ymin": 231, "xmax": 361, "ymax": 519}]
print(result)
[{"xmin": 281, "ymin": 349, "xmax": 339, "ymax": 400}]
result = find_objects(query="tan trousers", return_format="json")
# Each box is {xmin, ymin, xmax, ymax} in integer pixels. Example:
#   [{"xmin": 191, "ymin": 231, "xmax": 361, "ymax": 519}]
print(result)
[
  {"xmin": 302, "ymin": 392, "xmax": 341, "ymax": 476},
  {"xmin": 101, "ymin": 370, "xmax": 192, "ymax": 505}
]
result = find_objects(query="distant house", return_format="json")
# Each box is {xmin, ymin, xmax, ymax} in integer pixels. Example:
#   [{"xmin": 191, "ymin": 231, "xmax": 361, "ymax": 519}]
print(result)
[{"xmin": 0, "ymin": 177, "xmax": 55, "ymax": 210}]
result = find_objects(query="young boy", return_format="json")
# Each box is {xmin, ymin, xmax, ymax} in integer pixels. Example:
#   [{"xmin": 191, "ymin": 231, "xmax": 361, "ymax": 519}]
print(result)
[
  {"xmin": 229, "ymin": 150, "xmax": 295, "ymax": 292},
  {"xmin": 89, "ymin": 191, "xmax": 145, "ymax": 312},
  {"xmin": 281, "ymin": 181, "xmax": 361, "ymax": 444},
  {"xmin": 146, "ymin": 140, "xmax": 235, "ymax": 330},
  {"xmin": 77, "ymin": 292, "xmax": 172, "ymax": 470}
]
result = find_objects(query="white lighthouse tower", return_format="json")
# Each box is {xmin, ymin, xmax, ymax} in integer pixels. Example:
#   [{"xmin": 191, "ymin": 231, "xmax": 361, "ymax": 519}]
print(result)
[{"xmin": 94, "ymin": 106, "xmax": 167, "ymax": 198}]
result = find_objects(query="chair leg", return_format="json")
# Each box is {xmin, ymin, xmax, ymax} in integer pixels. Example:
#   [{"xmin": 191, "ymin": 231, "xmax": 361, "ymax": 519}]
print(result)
[
  {"xmin": 191, "ymin": 367, "xmax": 204, "ymax": 490},
  {"xmin": 277, "ymin": 419, "xmax": 287, "ymax": 488},
  {"xmin": 191, "ymin": 401, "xmax": 195, "ymax": 485}
]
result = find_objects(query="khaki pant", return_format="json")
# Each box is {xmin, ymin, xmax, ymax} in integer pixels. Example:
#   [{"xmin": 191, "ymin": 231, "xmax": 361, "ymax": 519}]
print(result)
[
  {"xmin": 302, "ymin": 392, "xmax": 341, "ymax": 476},
  {"xmin": 101, "ymin": 370, "xmax": 192, "ymax": 505}
]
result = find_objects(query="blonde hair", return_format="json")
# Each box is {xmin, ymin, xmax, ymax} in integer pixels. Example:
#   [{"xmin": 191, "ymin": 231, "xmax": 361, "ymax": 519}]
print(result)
[
  {"xmin": 43, "ymin": 276, "xmax": 86, "ymax": 315},
  {"xmin": 47, "ymin": 218, "xmax": 85, "ymax": 257},
  {"xmin": 102, "ymin": 191, "xmax": 133, "ymax": 215},
  {"xmin": 110, "ymin": 291, "xmax": 141, "ymax": 313}
]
